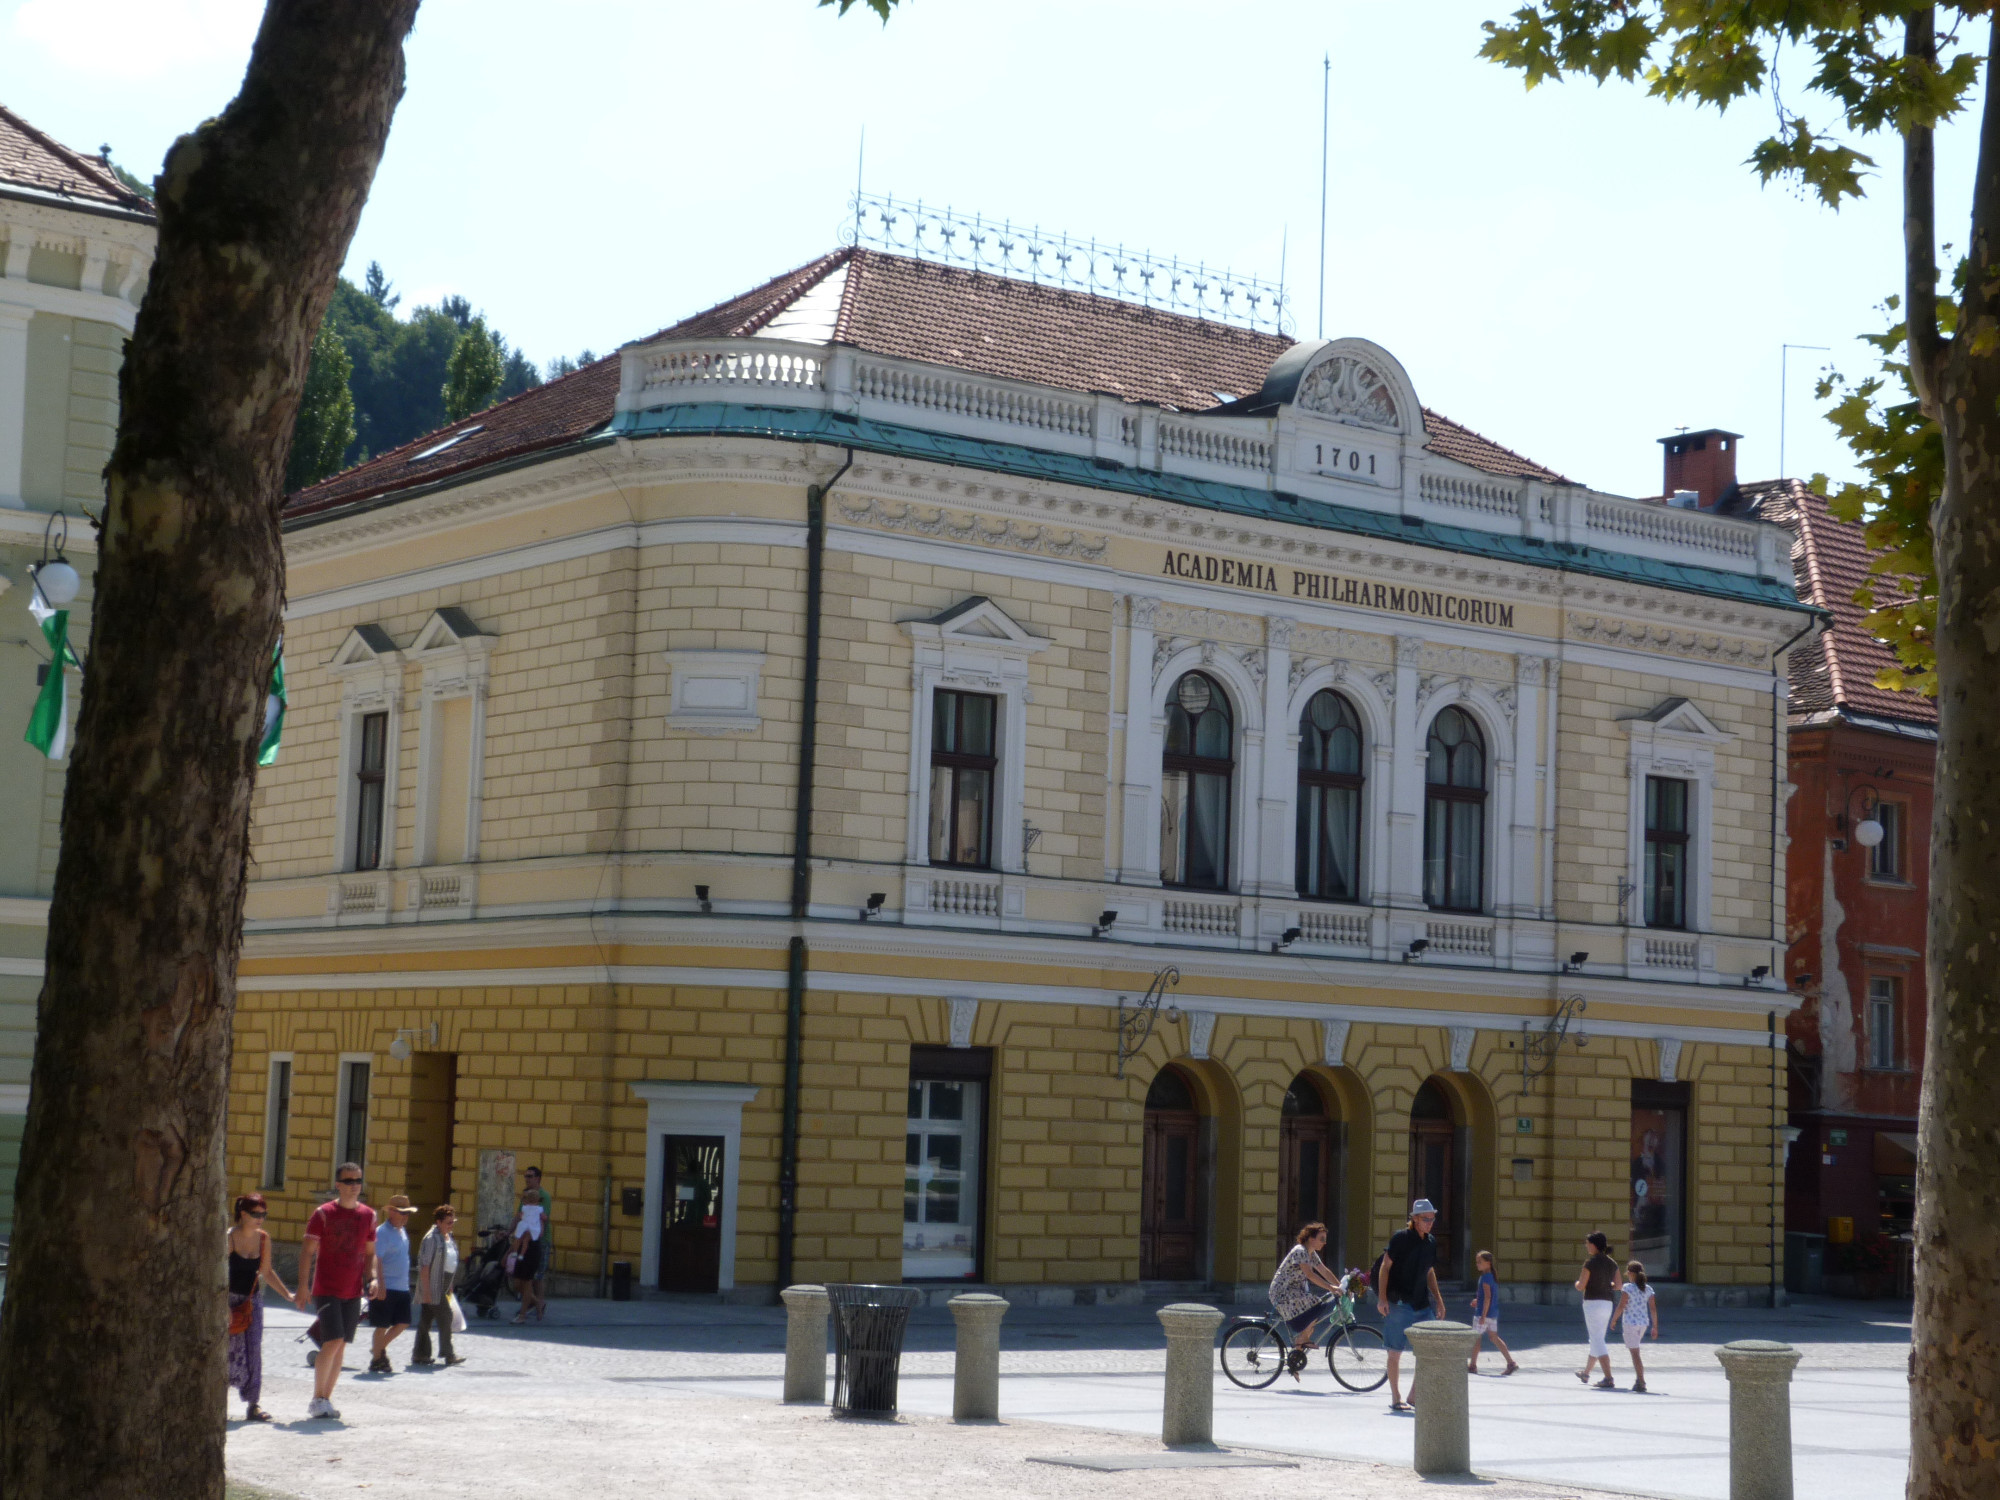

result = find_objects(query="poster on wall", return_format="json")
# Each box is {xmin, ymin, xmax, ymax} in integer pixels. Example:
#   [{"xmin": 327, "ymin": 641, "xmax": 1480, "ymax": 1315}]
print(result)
[
  {"xmin": 477, "ymin": 1149, "xmax": 516, "ymax": 1236},
  {"xmin": 1630, "ymin": 1105, "xmax": 1685, "ymax": 1280}
]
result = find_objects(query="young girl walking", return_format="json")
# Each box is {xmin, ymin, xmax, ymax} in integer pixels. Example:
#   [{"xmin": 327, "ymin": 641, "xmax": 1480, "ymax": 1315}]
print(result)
[
  {"xmin": 1612, "ymin": 1259, "xmax": 1660, "ymax": 1392},
  {"xmin": 1466, "ymin": 1250, "xmax": 1519, "ymax": 1376}
]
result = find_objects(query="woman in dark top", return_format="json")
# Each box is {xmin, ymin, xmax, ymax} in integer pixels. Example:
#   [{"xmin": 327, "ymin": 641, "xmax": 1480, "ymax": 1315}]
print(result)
[
  {"xmin": 1574, "ymin": 1230, "xmax": 1621, "ymax": 1390},
  {"xmin": 226, "ymin": 1192, "xmax": 293, "ymax": 1422}
]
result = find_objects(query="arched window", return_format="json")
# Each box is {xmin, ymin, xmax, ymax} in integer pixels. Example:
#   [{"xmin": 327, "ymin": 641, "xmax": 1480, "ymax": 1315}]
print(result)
[
  {"xmin": 1161, "ymin": 672, "xmax": 1232, "ymax": 890},
  {"xmin": 1423, "ymin": 706, "xmax": 1486, "ymax": 912},
  {"xmin": 1296, "ymin": 689, "xmax": 1363, "ymax": 901}
]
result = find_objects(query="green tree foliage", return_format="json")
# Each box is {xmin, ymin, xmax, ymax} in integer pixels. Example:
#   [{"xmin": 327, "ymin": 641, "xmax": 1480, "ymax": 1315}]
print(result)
[
  {"xmin": 317, "ymin": 260, "xmax": 541, "ymax": 466},
  {"xmin": 284, "ymin": 317, "xmax": 358, "ymax": 491},
  {"xmin": 545, "ymin": 348, "xmax": 601, "ymax": 381},
  {"xmin": 442, "ymin": 315, "xmax": 504, "ymax": 421},
  {"xmin": 1816, "ymin": 288, "xmax": 1951, "ymax": 695}
]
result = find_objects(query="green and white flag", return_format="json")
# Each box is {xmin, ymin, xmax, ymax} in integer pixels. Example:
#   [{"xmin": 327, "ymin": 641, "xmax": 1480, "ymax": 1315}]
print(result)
[
  {"xmin": 25, "ymin": 596, "xmax": 81, "ymax": 760},
  {"xmin": 258, "ymin": 639, "xmax": 286, "ymax": 766}
]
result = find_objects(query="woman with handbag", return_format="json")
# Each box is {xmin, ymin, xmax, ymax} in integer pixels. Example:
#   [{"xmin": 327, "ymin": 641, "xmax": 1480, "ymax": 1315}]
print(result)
[
  {"xmin": 227, "ymin": 1192, "xmax": 293, "ymax": 1422},
  {"xmin": 412, "ymin": 1204, "xmax": 466, "ymax": 1368}
]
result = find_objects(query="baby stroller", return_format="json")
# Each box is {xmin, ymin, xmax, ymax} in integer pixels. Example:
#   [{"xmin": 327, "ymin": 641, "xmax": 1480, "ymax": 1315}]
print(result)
[{"xmin": 457, "ymin": 1224, "xmax": 514, "ymax": 1320}]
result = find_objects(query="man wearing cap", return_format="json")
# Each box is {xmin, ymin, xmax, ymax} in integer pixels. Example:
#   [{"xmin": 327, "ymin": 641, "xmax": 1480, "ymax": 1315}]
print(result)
[
  {"xmin": 1376, "ymin": 1199, "xmax": 1447, "ymax": 1413},
  {"xmin": 367, "ymin": 1194, "xmax": 417, "ymax": 1374}
]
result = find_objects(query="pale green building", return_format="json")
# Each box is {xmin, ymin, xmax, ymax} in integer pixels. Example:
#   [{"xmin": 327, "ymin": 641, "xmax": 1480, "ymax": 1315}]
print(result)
[{"xmin": 0, "ymin": 104, "xmax": 154, "ymax": 1232}]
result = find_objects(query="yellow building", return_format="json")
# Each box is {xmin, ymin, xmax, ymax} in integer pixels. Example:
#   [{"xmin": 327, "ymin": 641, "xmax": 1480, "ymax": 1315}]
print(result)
[
  {"xmin": 235, "ymin": 219, "xmax": 1810, "ymax": 1305},
  {"xmin": 0, "ymin": 105, "xmax": 154, "ymax": 1232}
]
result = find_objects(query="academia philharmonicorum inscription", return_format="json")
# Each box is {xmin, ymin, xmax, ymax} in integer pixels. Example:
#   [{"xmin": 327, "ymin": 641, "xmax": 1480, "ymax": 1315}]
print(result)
[{"xmin": 1160, "ymin": 549, "xmax": 1517, "ymax": 630}]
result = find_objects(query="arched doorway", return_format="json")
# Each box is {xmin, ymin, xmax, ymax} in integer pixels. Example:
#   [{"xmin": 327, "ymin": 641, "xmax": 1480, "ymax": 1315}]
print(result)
[
  {"xmin": 1141, "ymin": 1065, "xmax": 1203, "ymax": 1280},
  {"xmin": 1278, "ymin": 1072, "xmax": 1337, "ymax": 1264},
  {"xmin": 1409, "ymin": 1079, "xmax": 1460, "ymax": 1281}
]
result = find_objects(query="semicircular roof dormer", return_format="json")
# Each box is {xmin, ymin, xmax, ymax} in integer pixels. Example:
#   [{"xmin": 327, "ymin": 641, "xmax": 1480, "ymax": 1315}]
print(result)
[{"xmin": 1254, "ymin": 337, "xmax": 1421, "ymax": 435}]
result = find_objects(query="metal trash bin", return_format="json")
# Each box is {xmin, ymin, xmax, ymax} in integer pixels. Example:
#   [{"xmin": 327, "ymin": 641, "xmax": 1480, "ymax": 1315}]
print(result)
[{"xmin": 827, "ymin": 1283, "xmax": 922, "ymax": 1416}]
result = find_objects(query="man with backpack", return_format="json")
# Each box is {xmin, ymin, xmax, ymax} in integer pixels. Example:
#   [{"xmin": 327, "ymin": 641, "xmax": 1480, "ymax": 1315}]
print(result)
[{"xmin": 1375, "ymin": 1198, "xmax": 1446, "ymax": 1413}]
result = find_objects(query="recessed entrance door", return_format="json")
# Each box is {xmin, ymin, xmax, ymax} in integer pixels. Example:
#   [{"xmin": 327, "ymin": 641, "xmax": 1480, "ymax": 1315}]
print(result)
[
  {"xmin": 1279, "ymin": 1073, "xmax": 1334, "ymax": 1263},
  {"xmin": 660, "ymin": 1134, "xmax": 724, "ymax": 1293},
  {"xmin": 1409, "ymin": 1080, "xmax": 1456, "ymax": 1282},
  {"xmin": 1141, "ymin": 1066, "xmax": 1202, "ymax": 1280}
]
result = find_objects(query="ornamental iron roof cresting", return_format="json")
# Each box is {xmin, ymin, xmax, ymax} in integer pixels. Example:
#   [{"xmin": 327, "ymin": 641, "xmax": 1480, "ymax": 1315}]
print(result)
[{"xmin": 851, "ymin": 193, "xmax": 1291, "ymax": 335}]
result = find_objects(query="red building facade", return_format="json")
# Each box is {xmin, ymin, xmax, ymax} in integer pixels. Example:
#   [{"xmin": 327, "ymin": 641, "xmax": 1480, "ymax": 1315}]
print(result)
[{"xmin": 1755, "ymin": 482, "xmax": 1931, "ymax": 1259}]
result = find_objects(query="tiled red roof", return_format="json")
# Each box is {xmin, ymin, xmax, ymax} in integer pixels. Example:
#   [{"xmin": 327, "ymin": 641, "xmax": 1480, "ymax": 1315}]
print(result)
[
  {"xmin": 0, "ymin": 103, "xmax": 154, "ymax": 216},
  {"xmin": 1752, "ymin": 479, "xmax": 1935, "ymax": 726},
  {"xmin": 285, "ymin": 247, "xmax": 1569, "ymax": 520}
]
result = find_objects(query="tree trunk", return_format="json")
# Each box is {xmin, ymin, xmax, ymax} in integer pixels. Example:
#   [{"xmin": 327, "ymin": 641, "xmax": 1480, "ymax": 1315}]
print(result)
[
  {"xmin": 1913, "ymin": 23, "xmax": 2000, "ymax": 1497},
  {"xmin": 0, "ymin": 4, "xmax": 418, "ymax": 1496}
]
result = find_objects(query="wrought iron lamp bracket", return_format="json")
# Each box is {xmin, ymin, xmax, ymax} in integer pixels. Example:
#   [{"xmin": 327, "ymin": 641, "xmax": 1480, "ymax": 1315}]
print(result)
[
  {"xmin": 1117, "ymin": 966, "xmax": 1180, "ymax": 1079},
  {"xmin": 1520, "ymin": 993, "xmax": 1587, "ymax": 1092}
]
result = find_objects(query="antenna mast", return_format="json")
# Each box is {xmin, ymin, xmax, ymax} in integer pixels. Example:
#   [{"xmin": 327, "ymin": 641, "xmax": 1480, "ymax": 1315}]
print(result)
[{"xmin": 1318, "ymin": 52, "xmax": 1330, "ymax": 339}]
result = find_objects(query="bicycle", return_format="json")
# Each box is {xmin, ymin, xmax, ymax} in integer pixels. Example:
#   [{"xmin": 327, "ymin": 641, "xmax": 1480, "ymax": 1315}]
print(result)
[{"xmin": 1218, "ymin": 1273, "xmax": 1388, "ymax": 1392}]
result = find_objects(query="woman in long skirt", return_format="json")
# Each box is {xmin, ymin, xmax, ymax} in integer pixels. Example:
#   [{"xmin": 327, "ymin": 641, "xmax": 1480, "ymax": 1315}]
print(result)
[{"xmin": 227, "ymin": 1192, "xmax": 293, "ymax": 1422}]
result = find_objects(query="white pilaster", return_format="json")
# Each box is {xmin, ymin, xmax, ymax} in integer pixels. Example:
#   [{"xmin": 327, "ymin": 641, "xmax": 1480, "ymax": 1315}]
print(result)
[
  {"xmin": 1387, "ymin": 634, "xmax": 1426, "ymax": 908},
  {"xmin": 1255, "ymin": 617, "xmax": 1296, "ymax": 895},
  {"xmin": 1119, "ymin": 596, "xmax": 1161, "ymax": 882},
  {"xmin": 0, "ymin": 303, "xmax": 30, "ymax": 508}
]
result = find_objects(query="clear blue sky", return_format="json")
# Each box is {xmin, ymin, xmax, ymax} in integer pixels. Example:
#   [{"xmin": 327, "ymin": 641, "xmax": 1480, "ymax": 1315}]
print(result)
[{"xmin": 3, "ymin": 0, "xmax": 1981, "ymax": 497}]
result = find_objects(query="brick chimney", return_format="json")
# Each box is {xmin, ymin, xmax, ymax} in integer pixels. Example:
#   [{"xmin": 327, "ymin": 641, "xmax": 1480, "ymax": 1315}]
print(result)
[{"xmin": 1658, "ymin": 428, "xmax": 1742, "ymax": 508}]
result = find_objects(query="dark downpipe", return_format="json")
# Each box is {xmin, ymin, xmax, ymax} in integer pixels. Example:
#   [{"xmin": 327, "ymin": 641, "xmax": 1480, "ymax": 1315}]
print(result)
[{"xmin": 778, "ymin": 454, "xmax": 850, "ymax": 1290}]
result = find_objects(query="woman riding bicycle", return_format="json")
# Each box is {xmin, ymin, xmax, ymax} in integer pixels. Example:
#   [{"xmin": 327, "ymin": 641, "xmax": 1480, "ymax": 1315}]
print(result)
[{"xmin": 1269, "ymin": 1221, "xmax": 1344, "ymax": 1376}]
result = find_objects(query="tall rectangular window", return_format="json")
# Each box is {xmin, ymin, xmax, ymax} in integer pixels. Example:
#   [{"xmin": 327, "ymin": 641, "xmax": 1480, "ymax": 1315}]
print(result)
[
  {"xmin": 928, "ymin": 690, "xmax": 996, "ymax": 869},
  {"xmin": 1643, "ymin": 776, "xmax": 1689, "ymax": 929},
  {"xmin": 1869, "ymin": 801, "xmax": 1906, "ymax": 880},
  {"xmin": 354, "ymin": 711, "xmax": 389, "ymax": 870},
  {"xmin": 903, "ymin": 1046, "xmax": 990, "ymax": 1280},
  {"xmin": 1630, "ymin": 1080, "xmax": 1688, "ymax": 1280},
  {"xmin": 262, "ymin": 1055, "xmax": 292, "ymax": 1188},
  {"xmin": 1867, "ymin": 976, "xmax": 1900, "ymax": 1070},
  {"xmin": 338, "ymin": 1059, "xmax": 371, "ymax": 1168}
]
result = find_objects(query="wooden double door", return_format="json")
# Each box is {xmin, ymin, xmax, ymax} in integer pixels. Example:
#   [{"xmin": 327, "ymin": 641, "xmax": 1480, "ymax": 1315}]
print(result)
[
  {"xmin": 1409, "ymin": 1117, "xmax": 1457, "ymax": 1282},
  {"xmin": 1140, "ymin": 1066, "xmax": 1202, "ymax": 1280}
]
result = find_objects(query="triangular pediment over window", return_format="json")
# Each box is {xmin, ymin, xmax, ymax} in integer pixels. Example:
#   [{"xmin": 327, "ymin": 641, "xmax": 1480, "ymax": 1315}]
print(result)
[
  {"xmin": 900, "ymin": 596, "xmax": 1050, "ymax": 657},
  {"xmin": 328, "ymin": 623, "xmax": 400, "ymax": 673},
  {"xmin": 1618, "ymin": 696, "xmax": 1733, "ymax": 744},
  {"xmin": 410, "ymin": 606, "xmax": 493, "ymax": 656}
]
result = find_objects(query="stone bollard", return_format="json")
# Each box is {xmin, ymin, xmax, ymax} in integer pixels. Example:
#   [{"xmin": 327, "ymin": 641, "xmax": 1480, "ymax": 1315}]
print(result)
[
  {"xmin": 1157, "ymin": 1302, "xmax": 1226, "ymax": 1446},
  {"xmin": 948, "ymin": 1293, "xmax": 1010, "ymax": 1420},
  {"xmin": 1404, "ymin": 1320, "xmax": 1481, "ymax": 1476},
  {"xmin": 780, "ymin": 1284, "xmax": 830, "ymax": 1404},
  {"xmin": 1716, "ymin": 1340, "xmax": 1803, "ymax": 1500}
]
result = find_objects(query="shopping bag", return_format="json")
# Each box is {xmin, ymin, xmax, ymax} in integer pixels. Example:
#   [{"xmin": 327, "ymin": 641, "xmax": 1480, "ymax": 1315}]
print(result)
[{"xmin": 448, "ymin": 1293, "xmax": 467, "ymax": 1334}]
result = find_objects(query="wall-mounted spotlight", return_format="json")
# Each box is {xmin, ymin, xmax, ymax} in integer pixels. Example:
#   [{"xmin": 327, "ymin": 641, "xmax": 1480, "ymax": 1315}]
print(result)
[
  {"xmin": 1743, "ymin": 964, "xmax": 1771, "ymax": 989},
  {"xmin": 859, "ymin": 892, "xmax": 886, "ymax": 921},
  {"xmin": 1271, "ymin": 926, "xmax": 1303, "ymax": 954},
  {"xmin": 1403, "ymin": 938, "xmax": 1429, "ymax": 964},
  {"xmin": 694, "ymin": 885, "xmax": 712, "ymax": 914},
  {"xmin": 388, "ymin": 1023, "xmax": 439, "ymax": 1061},
  {"xmin": 1093, "ymin": 909, "xmax": 1118, "ymax": 938},
  {"xmin": 1561, "ymin": 951, "xmax": 1589, "ymax": 974},
  {"xmin": 1792, "ymin": 972, "xmax": 1815, "ymax": 990}
]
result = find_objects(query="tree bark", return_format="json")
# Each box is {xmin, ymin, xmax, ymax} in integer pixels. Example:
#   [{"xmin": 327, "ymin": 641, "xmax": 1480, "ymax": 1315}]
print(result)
[
  {"xmin": 1912, "ymin": 14, "xmax": 2000, "ymax": 1497},
  {"xmin": 0, "ymin": 4, "xmax": 418, "ymax": 1497}
]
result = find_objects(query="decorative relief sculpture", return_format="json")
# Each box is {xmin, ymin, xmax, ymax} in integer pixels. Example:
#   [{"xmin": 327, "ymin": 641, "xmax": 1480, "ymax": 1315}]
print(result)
[
  {"xmin": 949, "ymin": 997, "xmax": 979, "ymax": 1050},
  {"xmin": 1418, "ymin": 643, "xmax": 1513, "ymax": 682},
  {"xmin": 1292, "ymin": 624, "xmax": 1392, "ymax": 664},
  {"xmin": 835, "ymin": 495, "xmax": 1108, "ymax": 561},
  {"xmin": 1566, "ymin": 612, "xmax": 1768, "ymax": 667},
  {"xmin": 1265, "ymin": 616, "xmax": 1297, "ymax": 650},
  {"xmin": 1290, "ymin": 657, "xmax": 1319, "ymax": 693},
  {"xmin": 1186, "ymin": 1010, "xmax": 1219, "ymax": 1061},
  {"xmin": 1517, "ymin": 654, "xmax": 1549, "ymax": 686},
  {"xmin": 1448, "ymin": 1026, "xmax": 1476, "ymax": 1073},
  {"xmin": 1322, "ymin": 1018, "xmax": 1351, "ymax": 1069},
  {"xmin": 1130, "ymin": 596, "xmax": 1161, "ymax": 630},
  {"xmin": 1294, "ymin": 354, "xmax": 1401, "ymax": 430},
  {"xmin": 1153, "ymin": 603, "xmax": 1264, "ymax": 644},
  {"xmin": 1237, "ymin": 648, "xmax": 1266, "ymax": 687}
]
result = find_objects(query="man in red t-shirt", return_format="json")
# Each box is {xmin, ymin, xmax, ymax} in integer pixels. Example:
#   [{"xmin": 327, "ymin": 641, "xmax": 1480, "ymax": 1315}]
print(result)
[{"xmin": 295, "ymin": 1162, "xmax": 380, "ymax": 1419}]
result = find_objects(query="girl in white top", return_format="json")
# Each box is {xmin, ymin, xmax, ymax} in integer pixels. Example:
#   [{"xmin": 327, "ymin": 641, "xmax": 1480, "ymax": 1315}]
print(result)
[{"xmin": 1612, "ymin": 1259, "xmax": 1660, "ymax": 1393}]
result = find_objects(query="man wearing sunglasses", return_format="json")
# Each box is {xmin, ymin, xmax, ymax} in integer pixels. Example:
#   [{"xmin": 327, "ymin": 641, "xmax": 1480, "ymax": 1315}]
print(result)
[{"xmin": 295, "ymin": 1163, "xmax": 380, "ymax": 1420}]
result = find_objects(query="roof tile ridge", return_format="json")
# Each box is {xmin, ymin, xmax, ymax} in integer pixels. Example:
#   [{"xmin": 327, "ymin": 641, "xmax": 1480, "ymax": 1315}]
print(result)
[
  {"xmin": 285, "ymin": 354, "xmax": 620, "ymax": 504},
  {"xmin": 831, "ymin": 245, "xmax": 866, "ymax": 344},
  {"xmin": 1419, "ymin": 406, "xmax": 1568, "ymax": 484},
  {"xmin": 733, "ymin": 246, "xmax": 855, "ymax": 337},
  {"xmin": 0, "ymin": 102, "xmax": 149, "ymax": 211}
]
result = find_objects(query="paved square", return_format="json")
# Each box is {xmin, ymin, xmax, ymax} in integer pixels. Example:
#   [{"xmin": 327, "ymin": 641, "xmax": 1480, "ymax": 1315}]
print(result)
[{"xmin": 227, "ymin": 1295, "xmax": 1910, "ymax": 1500}]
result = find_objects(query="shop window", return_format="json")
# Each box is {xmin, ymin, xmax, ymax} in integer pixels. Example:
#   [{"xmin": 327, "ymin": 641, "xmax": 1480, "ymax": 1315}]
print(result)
[
  {"xmin": 1643, "ymin": 776, "xmax": 1690, "ymax": 929},
  {"xmin": 1867, "ymin": 976, "xmax": 1900, "ymax": 1070},
  {"xmin": 1161, "ymin": 672, "xmax": 1233, "ymax": 891},
  {"xmin": 262, "ymin": 1054, "xmax": 292, "ymax": 1189},
  {"xmin": 1296, "ymin": 690, "xmax": 1363, "ymax": 902},
  {"xmin": 1630, "ymin": 1080, "xmax": 1688, "ymax": 1281},
  {"xmin": 353, "ymin": 711, "xmax": 388, "ymax": 871},
  {"xmin": 904, "ymin": 1046, "xmax": 990, "ymax": 1280},
  {"xmin": 1869, "ymin": 801, "xmax": 1906, "ymax": 881},
  {"xmin": 1874, "ymin": 1130, "xmax": 1917, "ymax": 1236},
  {"xmin": 929, "ymin": 689, "xmax": 997, "ymax": 869},
  {"xmin": 1423, "ymin": 707, "xmax": 1485, "ymax": 912}
]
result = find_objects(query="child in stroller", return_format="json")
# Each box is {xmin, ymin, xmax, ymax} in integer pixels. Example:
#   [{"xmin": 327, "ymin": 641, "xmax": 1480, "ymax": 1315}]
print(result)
[{"xmin": 456, "ymin": 1224, "xmax": 514, "ymax": 1320}]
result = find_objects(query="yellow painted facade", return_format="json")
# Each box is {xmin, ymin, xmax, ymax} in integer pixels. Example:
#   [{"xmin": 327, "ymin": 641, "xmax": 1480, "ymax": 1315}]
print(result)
[{"xmin": 232, "ymin": 322, "xmax": 1807, "ymax": 1303}]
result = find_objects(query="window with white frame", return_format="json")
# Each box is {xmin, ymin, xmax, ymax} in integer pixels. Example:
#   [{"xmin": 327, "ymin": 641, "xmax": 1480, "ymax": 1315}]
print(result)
[
  {"xmin": 1296, "ymin": 689, "xmax": 1363, "ymax": 902},
  {"xmin": 353, "ymin": 711, "xmax": 389, "ymax": 870},
  {"xmin": 1161, "ymin": 671, "xmax": 1233, "ymax": 891},
  {"xmin": 262, "ymin": 1053, "xmax": 293, "ymax": 1188},
  {"xmin": 1644, "ymin": 776, "xmax": 1690, "ymax": 929},
  {"xmin": 410, "ymin": 609, "xmax": 495, "ymax": 868},
  {"xmin": 1867, "ymin": 977, "xmax": 1900, "ymax": 1070},
  {"xmin": 1423, "ymin": 706, "xmax": 1485, "ymax": 912},
  {"xmin": 899, "ymin": 598, "xmax": 1049, "ymax": 885},
  {"xmin": 335, "ymin": 1055, "xmax": 372, "ymax": 1171},
  {"xmin": 327, "ymin": 623, "xmax": 403, "ymax": 874},
  {"xmin": 1618, "ymin": 698, "xmax": 1731, "ymax": 936}
]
